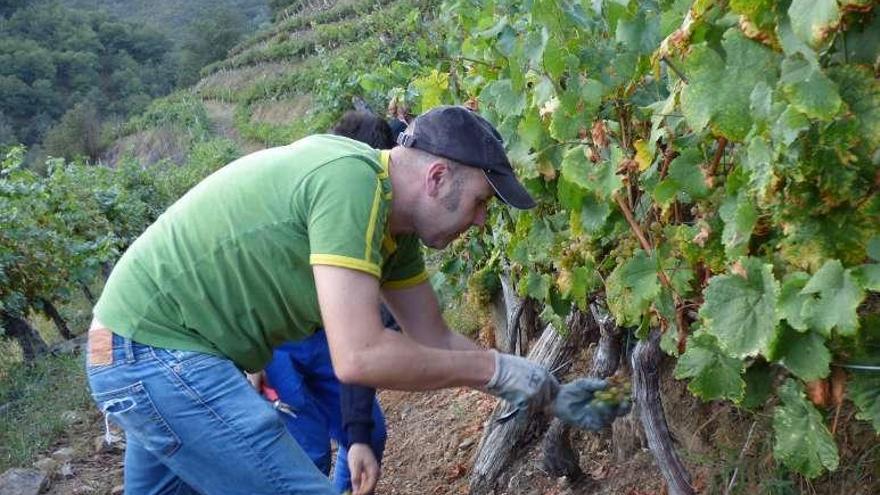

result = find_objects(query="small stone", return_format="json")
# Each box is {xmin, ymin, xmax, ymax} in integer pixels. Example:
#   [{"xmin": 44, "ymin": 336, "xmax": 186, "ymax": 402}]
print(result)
[
  {"xmin": 111, "ymin": 484, "xmax": 124, "ymax": 495},
  {"xmin": 59, "ymin": 463, "xmax": 75, "ymax": 479},
  {"xmin": 457, "ymin": 438, "xmax": 475, "ymax": 450},
  {"xmin": 51, "ymin": 447, "xmax": 76, "ymax": 463},
  {"xmin": 32, "ymin": 458, "xmax": 58, "ymax": 476},
  {"xmin": 0, "ymin": 467, "xmax": 49, "ymax": 495},
  {"xmin": 61, "ymin": 411, "xmax": 84, "ymax": 425}
]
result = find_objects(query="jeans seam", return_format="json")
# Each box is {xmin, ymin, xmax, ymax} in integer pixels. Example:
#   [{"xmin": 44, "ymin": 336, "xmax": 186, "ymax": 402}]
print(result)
[{"xmin": 150, "ymin": 351, "xmax": 294, "ymax": 493}]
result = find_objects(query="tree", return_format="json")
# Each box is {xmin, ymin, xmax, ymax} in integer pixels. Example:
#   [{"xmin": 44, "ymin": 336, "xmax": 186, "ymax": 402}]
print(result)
[{"xmin": 177, "ymin": 7, "xmax": 247, "ymax": 86}]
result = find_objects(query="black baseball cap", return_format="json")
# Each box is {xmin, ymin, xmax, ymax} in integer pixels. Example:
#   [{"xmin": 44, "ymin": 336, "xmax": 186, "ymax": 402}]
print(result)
[{"xmin": 396, "ymin": 105, "xmax": 536, "ymax": 209}]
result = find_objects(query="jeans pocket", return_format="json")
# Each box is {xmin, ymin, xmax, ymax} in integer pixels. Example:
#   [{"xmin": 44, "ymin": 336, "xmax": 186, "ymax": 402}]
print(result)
[{"xmin": 92, "ymin": 381, "xmax": 182, "ymax": 457}]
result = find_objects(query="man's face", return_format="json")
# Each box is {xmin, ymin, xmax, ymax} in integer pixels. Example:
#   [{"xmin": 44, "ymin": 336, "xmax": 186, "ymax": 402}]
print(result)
[{"xmin": 413, "ymin": 162, "xmax": 494, "ymax": 249}]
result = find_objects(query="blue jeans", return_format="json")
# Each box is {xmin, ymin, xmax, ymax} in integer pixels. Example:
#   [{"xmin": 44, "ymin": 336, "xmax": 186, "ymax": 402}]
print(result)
[
  {"xmin": 265, "ymin": 330, "xmax": 386, "ymax": 493},
  {"xmin": 86, "ymin": 330, "xmax": 337, "ymax": 495}
]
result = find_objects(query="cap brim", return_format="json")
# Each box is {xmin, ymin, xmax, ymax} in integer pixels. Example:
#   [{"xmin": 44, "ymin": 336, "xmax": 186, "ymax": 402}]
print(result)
[{"xmin": 483, "ymin": 170, "xmax": 536, "ymax": 209}]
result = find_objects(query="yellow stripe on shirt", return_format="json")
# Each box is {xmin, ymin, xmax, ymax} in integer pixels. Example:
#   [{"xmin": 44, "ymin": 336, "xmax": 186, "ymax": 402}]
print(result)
[
  {"xmin": 310, "ymin": 254, "xmax": 381, "ymax": 278},
  {"xmin": 382, "ymin": 271, "xmax": 430, "ymax": 290}
]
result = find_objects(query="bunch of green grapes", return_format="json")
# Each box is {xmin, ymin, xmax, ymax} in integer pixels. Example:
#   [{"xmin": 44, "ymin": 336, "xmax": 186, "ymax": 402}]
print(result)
[{"xmin": 591, "ymin": 373, "xmax": 632, "ymax": 409}]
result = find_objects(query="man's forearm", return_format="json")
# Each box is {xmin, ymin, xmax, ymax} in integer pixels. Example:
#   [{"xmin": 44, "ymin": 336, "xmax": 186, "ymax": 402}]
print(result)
[
  {"xmin": 444, "ymin": 329, "xmax": 483, "ymax": 351},
  {"xmin": 336, "ymin": 329, "xmax": 494, "ymax": 390}
]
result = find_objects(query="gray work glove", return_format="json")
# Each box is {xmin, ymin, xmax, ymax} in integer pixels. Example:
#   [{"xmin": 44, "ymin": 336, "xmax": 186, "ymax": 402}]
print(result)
[
  {"xmin": 551, "ymin": 378, "xmax": 631, "ymax": 431},
  {"xmin": 485, "ymin": 350, "xmax": 559, "ymax": 410}
]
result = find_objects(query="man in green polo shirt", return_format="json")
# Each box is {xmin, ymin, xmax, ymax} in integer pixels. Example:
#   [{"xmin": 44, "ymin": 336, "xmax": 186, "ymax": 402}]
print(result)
[{"xmin": 86, "ymin": 106, "xmax": 625, "ymax": 494}]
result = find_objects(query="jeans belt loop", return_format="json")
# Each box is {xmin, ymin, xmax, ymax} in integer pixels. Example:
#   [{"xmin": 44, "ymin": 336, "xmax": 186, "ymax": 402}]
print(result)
[{"xmin": 123, "ymin": 335, "xmax": 135, "ymax": 364}]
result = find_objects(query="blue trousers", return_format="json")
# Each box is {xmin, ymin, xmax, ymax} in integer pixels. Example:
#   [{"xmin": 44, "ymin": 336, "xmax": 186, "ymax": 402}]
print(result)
[
  {"xmin": 86, "ymin": 332, "xmax": 337, "ymax": 494},
  {"xmin": 265, "ymin": 330, "xmax": 387, "ymax": 493}
]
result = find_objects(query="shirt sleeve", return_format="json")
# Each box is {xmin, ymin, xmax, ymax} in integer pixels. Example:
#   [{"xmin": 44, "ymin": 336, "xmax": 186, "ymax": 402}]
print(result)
[
  {"xmin": 306, "ymin": 158, "xmax": 388, "ymax": 278},
  {"xmin": 381, "ymin": 234, "xmax": 428, "ymax": 289},
  {"xmin": 341, "ymin": 384, "xmax": 376, "ymax": 446}
]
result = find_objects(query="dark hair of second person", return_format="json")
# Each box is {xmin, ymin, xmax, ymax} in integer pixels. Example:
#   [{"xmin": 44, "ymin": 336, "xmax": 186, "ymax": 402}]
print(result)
[{"xmin": 330, "ymin": 111, "xmax": 395, "ymax": 149}]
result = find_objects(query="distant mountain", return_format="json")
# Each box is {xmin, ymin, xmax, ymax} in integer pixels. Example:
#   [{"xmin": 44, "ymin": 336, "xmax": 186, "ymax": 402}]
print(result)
[{"xmin": 61, "ymin": 0, "xmax": 270, "ymax": 45}]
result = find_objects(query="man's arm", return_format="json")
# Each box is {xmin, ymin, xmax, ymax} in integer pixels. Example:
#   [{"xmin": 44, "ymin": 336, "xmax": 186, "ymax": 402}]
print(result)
[
  {"xmin": 381, "ymin": 281, "xmax": 481, "ymax": 352},
  {"xmin": 314, "ymin": 264, "xmax": 494, "ymax": 389}
]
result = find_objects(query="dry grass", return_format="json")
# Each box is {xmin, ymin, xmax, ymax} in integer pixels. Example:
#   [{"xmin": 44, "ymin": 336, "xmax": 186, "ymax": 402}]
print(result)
[{"xmin": 250, "ymin": 95, "xmax": 315, "ymax": 126}]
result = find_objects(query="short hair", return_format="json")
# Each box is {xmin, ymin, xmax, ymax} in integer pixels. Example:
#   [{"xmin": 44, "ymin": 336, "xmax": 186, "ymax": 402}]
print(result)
[{"xmin": 330, "ymin": 111, "xmax": 394, "ymax": 149}]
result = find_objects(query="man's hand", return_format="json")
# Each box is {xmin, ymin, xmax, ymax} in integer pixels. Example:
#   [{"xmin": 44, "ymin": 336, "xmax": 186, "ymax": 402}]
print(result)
[
  {"xmin": 348, "ymin": 443, "xmax": 380, "ymax": 495},
  {"xmin": 484, "ymin": 351, "xmax": 559, "ymax": 410},
  {"xmin": 551, "ymin": 378, "xmax": 631, "ymax": 431}
]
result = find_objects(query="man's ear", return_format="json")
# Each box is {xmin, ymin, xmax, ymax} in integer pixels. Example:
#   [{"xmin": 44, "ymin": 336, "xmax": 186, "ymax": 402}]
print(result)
[{"xmin": 425, "ymin": 161, "xmax": 449, "ymax": 198}]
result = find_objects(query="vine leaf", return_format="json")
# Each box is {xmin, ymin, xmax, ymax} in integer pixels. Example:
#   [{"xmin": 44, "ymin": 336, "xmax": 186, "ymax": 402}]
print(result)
[
  {"xmin": 681, "ymin": 29, "xmax": 780, "ymax": 141},
  {"xmin": 479, "ymin": 79, "xmax": 526, "ymax": 117},
  {"xmin": 787, "ymin": 0, "xmax": 841, "ymax": 48},
  {"xmin": 674, "ymin": 331, "xmax": 746, "ymax": 402},
  {"xmin": 853, "ymin": 263, "xmax": 880, "ymax": 292},
  {"xmin": 773, "ymin": 379, "xmax": 839, "ymax": 478},
  {"xmin": 800, "ymin": 260, "xmax": 864, "ymax": 337},
  {"xmin": 779, "ymin": 55, "xmax": 842, "ymax": 121},
  {"xmin": 560, "ymin": 145, "xmax": 623, "ymax": 200},
  {"xmin": 778, "ymin": 272, "xmax": 811, "ymax": 331},
  {"xmin": 849, "ymin": 372, "xmax": 880, "ymax": 433},
  {"xmin": 830, "ymin": 65, "xmax": 880, "ymax": 155},
  {"xmin": 768, "ymin": 324, "xmax": 831, "ymax": 381},
  {"xmin": 654, "ymin": 148, "xmax": 709, "ymax": 205},
  {"xmin": 606, "ymin": 250, "xmax": 661, "ymax": 327},
  {"xmin": 719, "ymin": 193, "xmax": 758, "ymax": 258},
  {"xmin": 700, "ymin": 257, "xmax": 779, "ymax": 358}
]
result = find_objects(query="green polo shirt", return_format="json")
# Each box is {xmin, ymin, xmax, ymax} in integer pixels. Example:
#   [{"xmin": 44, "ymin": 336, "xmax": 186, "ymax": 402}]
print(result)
[{"xmin": 94, "ymin": 135, "xmax": 428, "ymax": 371}]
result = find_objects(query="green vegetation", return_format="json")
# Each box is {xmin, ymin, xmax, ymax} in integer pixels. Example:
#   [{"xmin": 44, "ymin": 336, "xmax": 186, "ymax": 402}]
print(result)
[
  {"xmin": 61, "ymin": 0, "xmax": 269, "ymax": 45},
  {"xmin": 0, "ymin": 352, "xmax": 91, "ymax": 472},
  {"xmin": 428, "ymin": 0, "xmax": 880, "ymax": 483}
]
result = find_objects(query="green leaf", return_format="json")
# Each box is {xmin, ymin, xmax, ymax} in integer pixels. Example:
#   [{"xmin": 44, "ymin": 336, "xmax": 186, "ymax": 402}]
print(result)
[
  {"xmin": 652, "ymin": 179, "xmax": 679, "ymax": 205},
  {"xmin": 868, "ymin": 236, "xmax": 880, "ymax": 262},
  {"xmin": 830, "ymin": 65, "xmax": 880, "ymax": 155},
  {"xmin": 768, "ymin": 324, "xmax": 831, "ymax": 381},
  {"xmin": 800, "ymin": 260, "xmax": 865, "ymax": 337},
  {"xmin": 773, "ymin": 379, "xmax": 839, "ymax": 478},
  {"xmin": 667, "ymin": 148, "xmax": 709, "ymax": 200},
  {"xmin": 549, "ymin": 106, "xmax": 582, "ymax": 141},
  {"xmin": 779, "ymin": 56, "xmax": 842, "ymax": 120},
  {"xmin": 606, "ymin": 250, "xmax": 661, "ymax": 327},
  {"xmin": 772, "ymin": 106, "xmax": 810, "ymax": 146},
  {"xmin": 681, "ymin": 29, "xmax": 780, "ymax": 141},
  {"xmin": 518, "ymin": 109, "xmax": 545, "ymax": 150},
  {"xmin": 578, "ymin": 193, "xmax": 611, "ymax": 233},
  {"xmin": 778, "ymin": 272, "xmax": 811, "ymax": 331},
  {"xmin": 787, "ymin": 0, "xmax": 840, "ymax": 48},
  {"xmin": 479, "ymin": 79, "xmax": 526, "ymax": 116},
  {"xmin": 853, "ymin": 264, "xmax": 880, "ymax": 291},
  {"xmin": 849, "ymin": 372, "xmax": 880, "ymax": 433},
  {"xmin": 543, "ymin": 36, "xmax": 566, "ymax": 80},
  {"xmin": 719, "ymin": 194, "xmax": 758, "ymax": 258},
  {"xmin": 523, "ymin": 27, "xmax": 549, "ymax": 68},
  {"xmin": 730, "ymin": 0, "xmax": 777, "ymax": 31},
  {"xmin": 700, "ymin": 257, "xmax": 779, "ymax": 358},
  {"xmin": 570, "ymin": 264, "xmax": 598, "ymax": 308},
  {"xmin": 615, "ymin": 9, "xmax": 660, "ymax": 55},
  {"xmin": 741, "ymin": 361, "xmax": 774, "ymax": 410},
  {"xmin": 744, "ymin": 136, "xmax": 773, "ymax": 195},
  {"xmin": 674, "ymin": 331, "xmax": 746, "ymax": 402},
  {"xmin": 560, "ymin": 146, "xmax": 623, "ymax": 200},
  {"xmin": 520, "ymin": 271, "xmax": 551, "ymax": 301}
]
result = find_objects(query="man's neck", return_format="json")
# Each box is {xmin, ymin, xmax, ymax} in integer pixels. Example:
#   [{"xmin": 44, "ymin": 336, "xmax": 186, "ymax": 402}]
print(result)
[{"xmin": 387, "ymin": 147, "xmax": 415, "ymax": 236}]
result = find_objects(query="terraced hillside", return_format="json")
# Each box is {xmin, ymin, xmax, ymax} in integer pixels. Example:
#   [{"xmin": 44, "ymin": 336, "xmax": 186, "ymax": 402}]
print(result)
[{"xmin": 191, "ymin": 0, "xmax": 445, "ymax": 150}]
